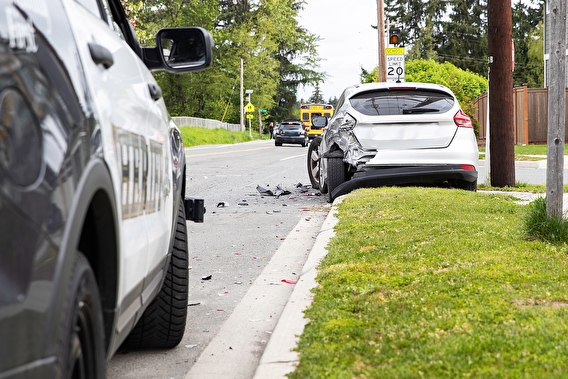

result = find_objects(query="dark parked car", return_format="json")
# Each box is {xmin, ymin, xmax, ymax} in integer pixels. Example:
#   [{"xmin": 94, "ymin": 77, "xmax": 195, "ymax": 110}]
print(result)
[
  {"xmin": 275, "ymin": 120, "xmax": 308, "ymax": 147},
  {"xmin": 307, "ymin": 82, "xmax": 479, "ymax": 202},
  {"xmin": 0, "ymin": 0, "xmax": 211, "ymax": 377}
]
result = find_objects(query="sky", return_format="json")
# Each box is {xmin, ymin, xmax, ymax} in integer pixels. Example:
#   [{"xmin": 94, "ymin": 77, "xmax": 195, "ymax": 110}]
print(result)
[
  {"xmin": 295, "ymin": 0, "xmax": 531, "ymax": 103},
  {"xmin": 296, "ymin": 0, "xmax": 379, "ymax": 102}
]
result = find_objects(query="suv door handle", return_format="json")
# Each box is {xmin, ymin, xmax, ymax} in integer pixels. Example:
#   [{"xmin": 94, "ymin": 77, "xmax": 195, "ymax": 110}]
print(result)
[
  {"xmin": 88, "ymin": 43, "xmax": 114, "ymax": 69},
  {"xmin": 148, "ymin": 83, "xmax": 162, "ymax": 101}
]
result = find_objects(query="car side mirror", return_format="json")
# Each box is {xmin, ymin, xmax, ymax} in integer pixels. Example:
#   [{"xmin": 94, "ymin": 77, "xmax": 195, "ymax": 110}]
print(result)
[{"xmin": 142, "ymin": 27, "xmax": 213, "ymax": 73}]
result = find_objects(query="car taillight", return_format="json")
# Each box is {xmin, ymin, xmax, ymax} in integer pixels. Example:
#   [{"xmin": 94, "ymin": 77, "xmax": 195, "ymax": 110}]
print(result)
[
  {"xmin": 454, "ymin": 110, "xmax": 473, "ymax": 128},
  {"xmin": 338, "ymin": 114, "xmax": 357, "ymax": 131},
  {"xmin": 460, "ymin": 164, "xmax": 476, "ymax": 171}
]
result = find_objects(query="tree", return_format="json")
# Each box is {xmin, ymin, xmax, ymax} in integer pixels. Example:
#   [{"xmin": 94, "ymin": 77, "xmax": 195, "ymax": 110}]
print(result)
[
  {"xmin": 124, "ymin": 0, "xmax": 323, "ymax": 124},
  {"xmin": 526, "ymin": 21, "xmax": 544, "ymax": 87},
  {"xmin": 438, "ymin": 0, "xmax": 487, "ymax": 76},
  {"xmin": 385, "ymin": 0, "xmax": 544, "ymax": 82},
  {"xmin": 512, "ymin": 0, "xmax": 545, "ymax": 87},
  {"xmin": 308, "ymin": 82, "xmax": 324, "ymax": 103}
]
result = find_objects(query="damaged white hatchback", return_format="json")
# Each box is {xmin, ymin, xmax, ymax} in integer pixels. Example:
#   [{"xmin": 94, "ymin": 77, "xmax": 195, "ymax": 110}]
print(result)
[{"xmin": 307, "ymin": 82, "xmax": 479, "ymax": 202}]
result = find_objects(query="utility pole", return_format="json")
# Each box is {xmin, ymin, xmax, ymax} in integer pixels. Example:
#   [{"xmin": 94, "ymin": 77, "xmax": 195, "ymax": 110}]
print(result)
[
  {"xmin": 487, "ymin": 0, "xmax": 515, "ymax": 187},
  {"xmin": 240, "ymin": 59, "xmax": 244, "ymax": 132},
  {"xmin": 376, "ymin": 0, "xmax": 386, "ymax": 82},
  {"xmin": 546, "ymin": 0, "xmax": 567, "ymax": 219}
]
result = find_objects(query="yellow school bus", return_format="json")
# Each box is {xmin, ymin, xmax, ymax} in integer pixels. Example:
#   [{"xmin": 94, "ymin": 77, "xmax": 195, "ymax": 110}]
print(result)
[{"xmin": 300, "ymin": 103, "xmax": 334, "ymax": 139}]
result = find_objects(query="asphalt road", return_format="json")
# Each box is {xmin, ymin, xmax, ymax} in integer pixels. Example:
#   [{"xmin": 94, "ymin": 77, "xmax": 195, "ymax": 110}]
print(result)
[
  {"xmin": 108, "ymin": 139, "xmax": 329, "ymax": 379},
  {"xmin": 108, "ymin": 145, "xmax": 564, "ymax": 378}
]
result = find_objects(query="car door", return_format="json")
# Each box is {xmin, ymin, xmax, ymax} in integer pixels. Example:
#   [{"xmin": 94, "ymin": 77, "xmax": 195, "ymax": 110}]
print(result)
[{"xmin": 62, "ymin": 0, "xmax": 174, "ymax": 330}]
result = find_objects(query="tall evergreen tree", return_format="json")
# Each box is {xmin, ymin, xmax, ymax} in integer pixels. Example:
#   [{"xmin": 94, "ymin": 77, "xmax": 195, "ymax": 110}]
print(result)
[
  {"xmin": 512, "ymin": 0, "xmax": 545, "ymax": 87},
  {"xmin": 438, "ymin": 0, "xmax": 487, "ymax": 76}
]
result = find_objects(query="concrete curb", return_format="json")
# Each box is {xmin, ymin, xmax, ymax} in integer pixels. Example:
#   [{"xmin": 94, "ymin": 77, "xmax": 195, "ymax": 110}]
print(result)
[{"xmin": 253, "ymin": 196, "xmax": 343, "ymax": 378}]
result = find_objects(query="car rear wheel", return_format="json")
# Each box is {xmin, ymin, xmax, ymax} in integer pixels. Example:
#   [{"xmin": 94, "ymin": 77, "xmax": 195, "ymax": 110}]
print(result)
[
  {"xmin": 60, "ymin": 252, "xmax": 106, "ymax": 379},
  {"xmin": 122, "ymin": 197, "xmax": 189, "ymax": 349},
  {"xmin": 456, "ymin": 180, "xmax": 477, "ymax": 191},
  {"xmin": 307, "ymin": 137, "xmax": 322, "ymax": 189},
  {"xmin": 325, "ymin": 157, "xmax": 347, "ymax": 202}
]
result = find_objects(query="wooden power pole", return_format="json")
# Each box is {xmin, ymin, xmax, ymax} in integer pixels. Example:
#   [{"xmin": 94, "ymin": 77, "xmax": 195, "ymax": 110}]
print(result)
[
  {"xmin": 377, "ymin": 0, "xmax": 386, "ymax": 82},
  {"xmin": 546, "ymin": 0, "xmax": 567, "ymax": 219},
  {"xmin": 487, "ymin": 0, "xmax": 515, "ymax": 187}
]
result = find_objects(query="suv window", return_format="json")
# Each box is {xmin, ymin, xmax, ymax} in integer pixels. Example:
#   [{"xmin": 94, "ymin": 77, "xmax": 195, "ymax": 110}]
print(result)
[
  {"xmin": 350, "ymin": 90, "xmax": 454, "ymax": 116},
  {"xmin": 281, "ymin": 124, "xmax": 302, "ymax": 131}
]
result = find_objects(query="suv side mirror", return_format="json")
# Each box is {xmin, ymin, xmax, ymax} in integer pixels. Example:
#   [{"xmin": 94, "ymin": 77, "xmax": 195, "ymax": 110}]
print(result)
[
  {"xmin": 311, "ymin": 115, "xmax": 328, "ymax": 129},
  {"xmin": 143, "ymin": 27, "xmax": 213, "ymax": 73}
]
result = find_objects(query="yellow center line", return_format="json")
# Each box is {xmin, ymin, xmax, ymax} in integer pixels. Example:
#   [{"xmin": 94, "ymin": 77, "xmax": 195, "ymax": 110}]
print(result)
[{"xmin": 185, "ymin": 146, "xmax": 273, "ymax": 157}]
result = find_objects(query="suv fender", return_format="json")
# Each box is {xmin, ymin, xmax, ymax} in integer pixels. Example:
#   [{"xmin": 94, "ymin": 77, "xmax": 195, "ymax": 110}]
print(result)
[{"xmin": 49, "ymin": 158, "xmax": 119, "ymax": 357}]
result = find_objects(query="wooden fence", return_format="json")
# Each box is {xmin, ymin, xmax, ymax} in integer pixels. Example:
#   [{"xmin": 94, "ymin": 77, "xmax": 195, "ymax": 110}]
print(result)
[{"xmin": 472, "ymin": 86, "xmax": 568, "ymax": 145}]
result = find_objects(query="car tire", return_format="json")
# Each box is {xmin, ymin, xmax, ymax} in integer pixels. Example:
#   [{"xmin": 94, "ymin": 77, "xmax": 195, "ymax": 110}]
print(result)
[
  {"xmin": 122, "ymin": 198, "xmax": 189, "ymax": 349},
  {"xmin": 60, "ymin": 252, "xmax": 106, "ymax": 379},
  {"xmin": 307, "ymin": 137, "xmax": 322, "ymax": 189},
  {"xmin": 325, "ymin": 157, "xmax": 347, "ymax": 203},
  {"xmin": 457, "ymin": 180, "xmax": 477, "ymax": 192},
  {"xmin": 275, "ymin": 141, "xmax": 282, "ymax": 146}
]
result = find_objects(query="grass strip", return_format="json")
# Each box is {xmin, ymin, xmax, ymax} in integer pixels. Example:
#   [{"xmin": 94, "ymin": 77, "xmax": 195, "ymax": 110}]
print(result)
[
  {"xmin": 178, "ymin": 126, "xmax": 267, "ymax": 147},
  {"xmin": 291, "ymin": 187, "xmax": 568, "ymax": 379}
]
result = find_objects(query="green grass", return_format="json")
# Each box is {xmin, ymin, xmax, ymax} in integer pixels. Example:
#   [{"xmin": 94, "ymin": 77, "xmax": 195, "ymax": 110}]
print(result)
[
  {"xmin": 479, "ymin": 144, "xmax": 568, "ymax": 156},
  {"xmin": 290, "ymin": 187, "xmax": 568, "ymax": 379},
  {"xmin": 523, "ymin": 197, "xmax": 568, "ymax": 244},
  {"xmin": 178, "ymin": 126, "xmax": 268, "ymax": 147}
]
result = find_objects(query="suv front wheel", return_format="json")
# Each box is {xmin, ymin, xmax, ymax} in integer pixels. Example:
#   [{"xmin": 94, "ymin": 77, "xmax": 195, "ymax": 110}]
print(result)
[
  {"xmin": 307, "ymin": 137, "xmax": 322, "ymax": 189},
  {"xmin": 122, "ymin": 198, "xmax": 189, "ymax": 349}
]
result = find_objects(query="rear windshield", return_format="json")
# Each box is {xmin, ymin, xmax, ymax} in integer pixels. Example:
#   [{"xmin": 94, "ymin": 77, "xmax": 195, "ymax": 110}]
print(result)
[
  {"xmin": 281, "ymin": 124, "xmax": 302, "ymax": 130},
  {"xmin": 349, "ymin": 90, "xmax": 455, "ymax": 116}
]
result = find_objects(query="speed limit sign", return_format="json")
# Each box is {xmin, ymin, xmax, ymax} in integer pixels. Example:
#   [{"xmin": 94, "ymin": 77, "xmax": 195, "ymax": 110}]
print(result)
[{"xmin": 386, "ymin": 47, "xmax": 405, "ymax": 82}]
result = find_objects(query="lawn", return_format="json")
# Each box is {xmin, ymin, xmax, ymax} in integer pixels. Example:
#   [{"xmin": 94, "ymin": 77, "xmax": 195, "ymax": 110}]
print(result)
[
  {"xmin": 290, "ymin": 187, "xmax": 568, "ymax": 379},
  {"xmin": 479, "ymin": 144, "xmax": 568, "ymax": 157},
  {"xmin": 178, "ymin": 126, "xmax": 268, "ymax": 147}
]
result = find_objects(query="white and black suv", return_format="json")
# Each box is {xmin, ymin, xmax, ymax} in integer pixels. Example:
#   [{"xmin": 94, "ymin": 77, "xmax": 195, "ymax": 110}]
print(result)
[{"xmin": 0, "ymin": 0, "xmax": 211, "ymax": 377}]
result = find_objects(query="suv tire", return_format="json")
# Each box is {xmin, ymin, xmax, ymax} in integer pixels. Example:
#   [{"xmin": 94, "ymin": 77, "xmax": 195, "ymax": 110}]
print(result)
[
  {"xmin": 325, "ymin": 157, "xmax": 347, "ymax": 203},
  {"xmin": 60, "ymin": 252, "xmax": 106, "ymax": 379},
  {"xmin": 456, "ymin": 180, "xmax": 477, "ymax": 192},
  {"xmin": 122, "ymin": 198, "xmax": 189, "ymax": 349},
  {"xmin": 307, "ymin": 137, "xmax": 322, "ymax": 189}
]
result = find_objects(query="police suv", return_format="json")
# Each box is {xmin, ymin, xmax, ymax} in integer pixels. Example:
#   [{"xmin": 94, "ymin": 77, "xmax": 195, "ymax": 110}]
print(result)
[{"xmin": 0, "ymin": 0, "xmax": 210, "ymax": 377}]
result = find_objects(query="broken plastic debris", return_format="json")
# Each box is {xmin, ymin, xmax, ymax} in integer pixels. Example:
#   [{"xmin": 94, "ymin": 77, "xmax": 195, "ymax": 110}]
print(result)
[
  {"xmin": 217, "ymin": 201, "xmax": 228, "ymax": 207},
  {"xmin": 256, "ymin": 183, "xmax": 291, "ymax": 198},
  {"xmin": 256, "ymin": 184, "xmax": 274, "ymax": 196},
  {"xmin": 185, "ymin": 344, "xmax": 198, "ymax": 349},
  {"xmin": 281, "ymin": 279, "xmax": 297, "ymax": 284},
  {"xmin": 188, "ymin": 302, "xmax": 201, "ymax": 307},
  {"xmin": 202, "ymin": 274, "xmax": 212, "ymax": 280},
  {"xmin": 238, "ymin": 202, "xmax": 249, "ymax": 206}
]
